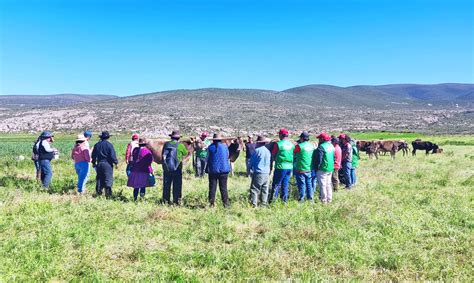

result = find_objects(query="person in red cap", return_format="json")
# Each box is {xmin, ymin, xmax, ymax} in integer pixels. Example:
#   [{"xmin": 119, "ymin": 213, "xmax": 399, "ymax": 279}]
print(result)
[
  {"xmin": 313, "ymin": 132, "xmax": 335, "ymax": 203},
  {"xmin": 194, "ymin": 131, "xmax": 211, "ymax": 177},
  {"xmin": 125, "ymin": 133, "xmax": 139, "ymax": 169},
  {"xmin": 270, "ymin": 128, "xmax": 295, "ymax": 203}
]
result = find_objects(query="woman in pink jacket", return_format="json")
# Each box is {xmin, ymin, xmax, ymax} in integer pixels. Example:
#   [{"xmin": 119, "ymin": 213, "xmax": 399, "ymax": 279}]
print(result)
[{"xmin": 71, "ymin": 134, "xmax": 91, "ymax": 194}]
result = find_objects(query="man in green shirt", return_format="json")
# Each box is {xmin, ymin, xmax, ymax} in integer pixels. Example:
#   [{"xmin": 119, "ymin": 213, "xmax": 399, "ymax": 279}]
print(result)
[
  {"xmin": 314, "ymin": 132, "xmax": 335, "ymax": 203},
  {"xmin": 270, "ymin": 128, "xmax": 295, "ymax": 203},
  {"xmin": 293, "ymin": 131, "xmax": 315, "ymax": 202},
  {"xmin": 162, "ymin": 130, "xmax": 189, "ymax": 205},
  {"xmin": 195, "ymin": 131, "xmax": 210, "ymax": 177}
]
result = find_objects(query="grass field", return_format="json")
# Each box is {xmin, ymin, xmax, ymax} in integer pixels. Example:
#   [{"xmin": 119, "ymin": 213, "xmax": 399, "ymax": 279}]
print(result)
[{"xmin": 0, "ymin": 132, "xmax": 473, "ymax": 281}]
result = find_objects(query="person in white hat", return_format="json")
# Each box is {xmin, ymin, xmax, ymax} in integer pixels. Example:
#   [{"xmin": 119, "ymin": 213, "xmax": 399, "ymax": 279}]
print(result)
[{"xmin": 71, "ymin": 133, "xmax": 91, "ymax": 194}]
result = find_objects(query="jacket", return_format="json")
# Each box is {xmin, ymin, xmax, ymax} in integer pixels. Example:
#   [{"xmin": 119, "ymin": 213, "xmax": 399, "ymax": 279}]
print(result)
[
  {"xmin": 207, "ymin": 141, "xmax": 231, "ymax": 174},
  {"xmin": 92, "ymin": 140, "xmax": 118, "ymax": 166}
]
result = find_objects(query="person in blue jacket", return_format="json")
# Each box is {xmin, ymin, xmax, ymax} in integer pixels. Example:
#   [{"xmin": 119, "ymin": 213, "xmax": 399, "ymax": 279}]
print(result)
[{"xmin": 207, "ymin": 133, "xmax": 231, "ymax": 208}]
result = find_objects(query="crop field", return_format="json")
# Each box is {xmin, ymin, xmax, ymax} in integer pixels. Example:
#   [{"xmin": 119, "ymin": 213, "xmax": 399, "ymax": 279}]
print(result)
[{"xmin": 0, "ymin": 132, "xmax": 473, "ymax": 281}]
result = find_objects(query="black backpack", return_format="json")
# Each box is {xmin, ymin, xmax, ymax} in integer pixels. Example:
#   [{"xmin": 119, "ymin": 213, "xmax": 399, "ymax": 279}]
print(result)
[{"xmin": 162, "ymin": 142, "xmax": 180, "ymax": 172}]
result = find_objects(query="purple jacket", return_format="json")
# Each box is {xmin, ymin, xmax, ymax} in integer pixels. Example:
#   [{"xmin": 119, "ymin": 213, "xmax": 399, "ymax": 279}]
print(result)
[{"xmin": 131, "ymin": 146, "xmax": 153, "ymax": 173}]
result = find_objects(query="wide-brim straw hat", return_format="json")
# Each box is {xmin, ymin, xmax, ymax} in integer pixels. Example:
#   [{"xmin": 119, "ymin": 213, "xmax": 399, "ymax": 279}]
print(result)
[
  {"xmin": 76, "ymin": 134, "xmax": 87, "ymax": 142},
  {"xmin": 211, "ymin": 133, "xmax": 223, "ymax": 140},
  {"xmin": 256, "ymin": 135, "xmax": 269, "ymax": 143}
]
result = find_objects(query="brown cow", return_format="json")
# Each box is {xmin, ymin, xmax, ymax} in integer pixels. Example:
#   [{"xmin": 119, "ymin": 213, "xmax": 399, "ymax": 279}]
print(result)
[
  {"xmin": 146, "ymin": 137, "xmax": 196, "ymax": 165},
  {"xmin": 372, "ymin": 140, "xmax": 406, "ymax": 159},
  {"xmin": 357, "ymin": 140, "xmax": 377, "ymax": 159}
]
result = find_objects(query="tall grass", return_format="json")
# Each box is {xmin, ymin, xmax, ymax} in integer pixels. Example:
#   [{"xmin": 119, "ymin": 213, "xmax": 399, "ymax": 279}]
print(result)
[{"xmin": 0, "ymin": 133, "xmax": 473, "ymax": 281}]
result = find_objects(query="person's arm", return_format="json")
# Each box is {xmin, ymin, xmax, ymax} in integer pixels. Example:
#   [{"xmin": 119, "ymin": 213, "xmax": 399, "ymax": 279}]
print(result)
[
  {"xmin": 110, "ymin": 144, "xmax": 118, "ymax": 165},
  {"xmin": 294, "ymin": 144, "xmax": 301, "ymax": 154},
  {"xmin": 84, "ymin": 148, "xmax": 91, "ymax": 163},
  {"xmin": 125, "ymin": 143, "xmax": 132, "ymax": 163},
  {"xmin": 179, "ymin": 143, "xmax": 189, "ymax": 162},
  {"xmin": 271, "ymin": 143, "xmax": 279, "ymax": 156},
  {"xmin": 42, "ymin": 140, "xmax": 54, "ymax": 152},
  {"xmin": 91, "ymin": 146, "xmax": 97, "ymax": 166}
]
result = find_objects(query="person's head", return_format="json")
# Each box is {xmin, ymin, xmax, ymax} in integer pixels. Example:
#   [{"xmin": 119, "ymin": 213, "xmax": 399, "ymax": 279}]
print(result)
[
  {"xmin": 247, "ymin": 135, "xmax": 253, "ymax": 143},
  {"xmin": 169, "ymin": 130, "xmax": 181, "ymax": 141},
  {"xmin": 344, "ymin": 135, "xmax": 352, "ymax": 144},
  {"xmin": 132, "ymin": 133, "xmax": 139, "ymax": 141},
  {"xmin": 75, "ymin": 134, "xmax": 87, "ymax": 145},
  {"xmin": 99, "ymin": 131, "xmax": 111, "ymax": 140},
  {"xmin": 138, "ymin": 138, "xmax": 149, "ymax": 147},
  {"xmin": 299, "ymin": 131, "xmax": 310, "ymax": 142},
  {"xmin": 278, "ymin": 128, "xmax": 289, "ymax": 140},
  {"xmin": 316, "ymin": 132, "xmax": 331, "ymax": 143},
  {"xmin": 331, "ymin": 136, "xmax": 339, "ymax": 146},
  {"xmin": 212, "ymin": 133, "xmax": 222, "ymax": 143},
  {"xmin": 83, "ymin": 130, "xmax": 93, "ymax": 140},
  {"xmin": 201, "ymin": 131, "xmax": 209, "ymax": 140},
  {"xmin": 255, "ymin": 135, "xmax": 267, "ymax": 147},
  {"xmin": 41, "ymin": 131, "xmax": 54, "ymax": 142}
]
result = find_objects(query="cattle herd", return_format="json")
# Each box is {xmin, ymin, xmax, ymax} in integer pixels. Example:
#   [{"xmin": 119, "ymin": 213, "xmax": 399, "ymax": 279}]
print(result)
[{"xmin": 357, "ymin": 139, "xmax": 442, "ymax": 159}]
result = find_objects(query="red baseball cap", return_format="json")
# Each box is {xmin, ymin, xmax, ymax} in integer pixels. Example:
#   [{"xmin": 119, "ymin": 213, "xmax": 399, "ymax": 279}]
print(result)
[
  {"xmin": 317, "ymin": 132, "xmax": 331, "ymax": 141},
  {"xmin": 132, "ymin": 133, "xmax": 139, "ymax": 140},
  {"xmin": 278, "ymin": 128, "xmax": 289, "ymax": 135},
  {"xmin": 338, "ymin": 133, "xmax": 347, "ymax": 140},
  {"xmin": 201, "ymin": 131, "xmax": 209, "ymax": 137}
]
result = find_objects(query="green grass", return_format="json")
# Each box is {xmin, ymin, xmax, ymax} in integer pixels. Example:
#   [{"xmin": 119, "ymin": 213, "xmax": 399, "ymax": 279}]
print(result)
[{"xmin": 0, "ymin": 132, "xmax": 473, "ymax": 281}]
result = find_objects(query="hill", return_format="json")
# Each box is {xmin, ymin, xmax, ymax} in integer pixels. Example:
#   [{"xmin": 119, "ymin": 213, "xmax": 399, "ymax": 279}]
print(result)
[
  {"xmin": 0, "ymin": 94, "xmax": 118, "ymax": 109},
  {"xmin": 0, "ymin": 84, "xmax": 473, "ymax": 135}
]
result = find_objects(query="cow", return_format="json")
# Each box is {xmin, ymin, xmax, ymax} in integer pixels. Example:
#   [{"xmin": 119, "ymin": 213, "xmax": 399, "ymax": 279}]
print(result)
[
  {"xmin": 146, "ymin": 137, "xmax": 196, "ymax": 165},
  {"xmin": 357, "ymin": 140, "xmax": 378, "ymax": 159},
  {"xmin": 371, "ymin": 140, "xmax": 407, "ymax": 159},
  {"xmin": 412, "ymin": 140, "xmax": 439, "ymax": 156},
  {"xmin": 397, "ymin": 140, "xmax": 409, "ymax": 156}
]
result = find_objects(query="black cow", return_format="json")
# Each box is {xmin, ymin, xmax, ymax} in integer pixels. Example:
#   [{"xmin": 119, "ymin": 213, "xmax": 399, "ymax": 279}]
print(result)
[{"xmin": 411, "ymin": 140, "xmax": 439, "ymax": 156}]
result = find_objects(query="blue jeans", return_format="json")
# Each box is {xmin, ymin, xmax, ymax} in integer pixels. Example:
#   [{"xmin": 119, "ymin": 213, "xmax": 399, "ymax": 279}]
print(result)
[
  {"xmin": 75, "ymin": 161, "xmax": 90, "ymax": 193},
  {"xmin": 133, "ymin": 187, "xmax": 146, "ymax": 201},
  {"xmin": 39, "ymin": 159, "xmax": 53, "ymax": 188},
  {"xmin": 342, "ymin": 162, "xmax": 352, "ymax": 189},
  {"xmin": 271, "ymin": 169, "xmax": 292, "ymax": 202},
  {"xmin": 295, "ymin": 172, "xmax": 314, "ymax": 201},
  {"xmin": 350, "ymin": 168, "xmax": 357, "ymax": 187}
]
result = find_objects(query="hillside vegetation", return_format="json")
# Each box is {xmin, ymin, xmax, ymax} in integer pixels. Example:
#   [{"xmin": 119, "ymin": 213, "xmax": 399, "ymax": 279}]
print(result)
[
  {"xmin": 0, "ymin": 133, "xmax": 473, "ymax": 281},
  {"xmin": 0, "ymin": 84, "xmax": 473, "ymax": 135}
]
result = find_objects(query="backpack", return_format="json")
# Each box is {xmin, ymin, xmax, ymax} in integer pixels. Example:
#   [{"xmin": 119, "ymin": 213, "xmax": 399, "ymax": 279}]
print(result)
[{"xmin": 162, "ymin": 142, "xmax": 180, "ymax": 172}]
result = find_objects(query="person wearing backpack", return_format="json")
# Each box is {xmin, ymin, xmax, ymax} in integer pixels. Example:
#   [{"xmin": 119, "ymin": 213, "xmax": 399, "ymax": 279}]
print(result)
[
  {"xmin": 127, "ymin": 138, "xmax": 154, "ymax": 201},
  {"xmin": 162, "ymin": 130, "xmax": 188, "ymax": 205},
  {"xmin": 35, "ymin": 131, "xmax": 58, "ymax": 188},
  {"xmin": 207, "ymin": 133, "xmax": 231, "ymax": 208},
  {"xmin": 350, "ymin": 138, "xmax": 360, "ymax": 187},
  {"xmin": 32, "ymin": 134, "xmax": 42, "ymax": 181}
]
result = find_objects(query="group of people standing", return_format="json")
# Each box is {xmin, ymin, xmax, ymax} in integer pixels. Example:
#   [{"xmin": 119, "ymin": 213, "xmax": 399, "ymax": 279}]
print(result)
[{"xmin": 32, "ymin": 128, "xmax": 360, "ymax": 207}]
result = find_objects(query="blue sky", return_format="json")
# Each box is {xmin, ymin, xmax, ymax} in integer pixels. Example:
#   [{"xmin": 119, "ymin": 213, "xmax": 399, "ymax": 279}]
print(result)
[{"xmin": 0, "ymin": 0, "xmax": 473, "ymax": 96}]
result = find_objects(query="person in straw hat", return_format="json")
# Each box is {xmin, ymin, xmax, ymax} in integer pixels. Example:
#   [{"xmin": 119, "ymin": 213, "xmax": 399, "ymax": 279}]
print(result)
[
  {"xmin": 207, "ymin": 133, "xmax": 231, "ymax": 208},
  {"xmin": 127, "ymin": 138, "xmax": 154, "ymax": 201},
  {"xmin": 35, "ymin": 130, "xmax": 57, "ymax": 188},
  {"xmin": 92, "ymin": 131, "xmax": 118, "ymax": 198},
  {"xmin": 71, "ymin": 133, "xmax": 92, "ymax": 194},
  {"xmin": 249, "ymin": 135, "xmax": 271, "ymax": 207}
]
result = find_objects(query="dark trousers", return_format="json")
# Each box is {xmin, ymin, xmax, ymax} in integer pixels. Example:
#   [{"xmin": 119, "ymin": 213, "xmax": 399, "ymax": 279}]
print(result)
[
  {"xmin": 208, "ymin": 173, "xmax": 229, "ymax": 207},
  {"xmin": 96, "ymin": 162, "xmax": 114, "ymax": 197},
  {"xmin": 163, "ymin": 168, "xmax": 183, "ymax": 204},
  {"xmin": 133, "ymin": 187, "xmax": 146, "ymax": 201},
  {"xmin": 332, "ymin": 169, "xmax": 340, "ymax": 191},
  {"xmin": 195, "ymin": 157, "xmax": 207, "ymax": 177}
]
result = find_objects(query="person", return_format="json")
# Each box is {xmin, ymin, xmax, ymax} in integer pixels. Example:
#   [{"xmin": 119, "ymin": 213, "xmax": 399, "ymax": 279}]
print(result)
[
  {"xmin": 91, "ymin": 131, "xmax": 118, "ymax": 198},
  {"xmin": 350, "ymin": 138, "xmax": 360, "ymax": 187},
  {"xmin": 125, "ymin": 133, "xmax": 139, "ymax": 165},
  {"xmin": 84, "ymin": 130, "xmax": 93, "ymax": 146},
  {"xmin": 32, "ymin": 135, "xmax": 42, "ymax": 181},
  {"xmin": 314, "ymin": 132, "xmax": 335, "ymax": 203},
  {"xmin": 195, "ymin": 131, "xmax": 210, "ymax": 177},
  {"xmin": 245, "ymin": 135, "xmax": 256, "ymax": 177},
  {"xmin": 207, "ymin": 133, "xmax": 231, "ymax": 208},
  {"xmin": 71, "ymin": 134, "xmax": 91, "ymax": 194},
  {"xmin": 270, "ymin": 128, "xmax": 295, "ymax": 203},
  {"xmin": 162, "ymin": 130, "xmax": 188, "ymax": 205},
  {"xmin": 35, "ymin": 131, "xmax": 57, "ymax": 188},
  {"xmin": 331, "ymin": 136, "xmax": 342, "ymax": 192},
  {"xmin": 339, "ymin": 134, "xmax": 353, "ymax": 190},
  {"xmin": 127, "ymin": 138, "xmax": 154, "ymax": 201},
  {"xmin": 293, "ymin": 131, "xmax": 315, "ymax": 202},
  {"xmin": 249, "ymin": 135, "xmax": 271, "ymax": 207}
]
